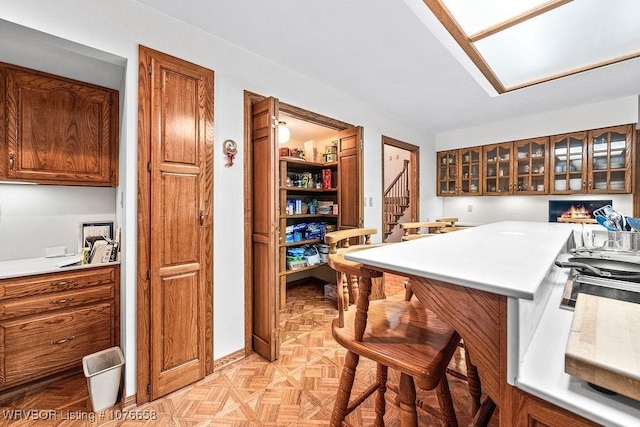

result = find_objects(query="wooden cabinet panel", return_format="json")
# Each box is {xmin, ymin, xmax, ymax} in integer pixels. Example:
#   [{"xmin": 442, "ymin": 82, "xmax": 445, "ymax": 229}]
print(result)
[
  {"xmin": 459, "ymin": 147, "xmax": 482, "ymax": 195},
  {"xmin": 483, "ymin": 142, "xmax": 514, "ymax": 195},
  {"xmin": 0, "ymin": 265, "xmax": 119, "ymax": 391},
  {"xmin": 337, "ymin": 126, "xmax": 362, "ymax": 230},
  {"xmin": 437, "ymin": 147, "xmax": 482, "ymax": 196},
  {"xmin": 587, "ymin": 125, "xmax": 633, "ymax": 193},
  {"xmin": 0, "ymin": 302, "xmax": 114, "ymax": 387},
  {"xmin": 550, "ymin": 132, "xmax": 588, "ymax": 194},
  {"xmin": 0, "ymin": 266, "xmax": 116, "ymax": 301},
  {"xmin": 3, "ymin": 63, "xmax": 118, "ymax": 186},
  {"xmin": 437, "ymin": 150, "xmax": 458, "ymax": 196},
  {"xmin": 524, "ymin": 391, "xmax": 600, "ymax": 427},
  {"xmin": 0, "ymin": 284, "xmax": 113, "ymax": 320},
  {"xmin": 512, "ymin": 137, "xmax": 549, "ymax": 194}
]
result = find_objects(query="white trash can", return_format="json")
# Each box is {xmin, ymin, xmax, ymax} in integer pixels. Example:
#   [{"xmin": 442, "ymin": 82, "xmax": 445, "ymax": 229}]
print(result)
[{"xmin": 82, "ymin": 346, "xmax": 124, "ymax": 412}]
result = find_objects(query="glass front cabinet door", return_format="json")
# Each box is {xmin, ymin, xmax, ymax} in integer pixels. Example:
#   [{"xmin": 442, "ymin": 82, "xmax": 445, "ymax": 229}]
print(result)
[
  {"xmin": 483, "ymin": 143, "xmax": 513, "ymax": 195},
  {"xmin": 587, "ymin": 125, "xmax": 632, "ymax": 193},
  {"xmin": 459, "ymin": 147, "xmax": 482, "ymax": 195},
  {"xmin": 437, "ymin": 150, "xmax": 458, "ymax": 196},
  {"xmin": 513, "ymin": 137, "xmax": 548, "ymax": 194},
  {"xmin": 550, "ymin": 132, "xmax": 587, "ymax": 194}
]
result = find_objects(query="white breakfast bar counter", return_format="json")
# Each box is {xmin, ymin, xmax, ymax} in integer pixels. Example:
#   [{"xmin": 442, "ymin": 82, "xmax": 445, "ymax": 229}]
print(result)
[{"xmin": 345, "ymin": 221, "xmax": 640, "ymax": 427}]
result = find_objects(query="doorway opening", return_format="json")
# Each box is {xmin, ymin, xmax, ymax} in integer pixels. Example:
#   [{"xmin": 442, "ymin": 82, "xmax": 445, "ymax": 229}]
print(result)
[
  {"xmin": 243, "ymin": 91, "xmax": 361, "ymax": 361},
  {"xmin": 382, "ymin": 136, "xmax": 419, "ymax": 242}
]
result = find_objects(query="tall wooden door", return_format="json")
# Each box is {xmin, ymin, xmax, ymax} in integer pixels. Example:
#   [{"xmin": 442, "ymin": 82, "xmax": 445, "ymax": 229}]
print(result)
[
  {"xmin": 338, "ymin": 126, "xmax": 363, "ymax": 230},
  {"xmin": 137, "ymin": 46, "xmax": 214, "ymax": 402},
  {"xmin": 250, "ymin": 97, "xmax": 279, "ymax": 361}
]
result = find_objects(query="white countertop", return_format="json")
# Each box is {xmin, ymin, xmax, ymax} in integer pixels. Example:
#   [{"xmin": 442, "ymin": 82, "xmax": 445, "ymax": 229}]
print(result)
[
  {"xmin": 0, "ymin": 256, "xmax": 119, "ymax": 280},
  {"xmin": 345, "ymin": 221, "xmax": 574, "ymax": 299}
]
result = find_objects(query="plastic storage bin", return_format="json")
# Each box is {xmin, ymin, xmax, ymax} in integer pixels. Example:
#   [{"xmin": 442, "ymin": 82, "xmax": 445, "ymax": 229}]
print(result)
[{"xmin": 83, "ymin": 346, "xmax": 125, "ymax": 412}]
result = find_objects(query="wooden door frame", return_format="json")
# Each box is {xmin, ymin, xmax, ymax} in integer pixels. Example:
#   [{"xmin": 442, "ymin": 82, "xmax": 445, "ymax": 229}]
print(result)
[
  {"xmin": 243, "ymin": 91, "xmax": 353, "ymax": 355},
  {"xmin": 381, "ymin": 136, "xmax": 420, "ymax": 236},
  {"xmin": 136, "ymin": 45, "xmax": 214, "ymax": 405}
]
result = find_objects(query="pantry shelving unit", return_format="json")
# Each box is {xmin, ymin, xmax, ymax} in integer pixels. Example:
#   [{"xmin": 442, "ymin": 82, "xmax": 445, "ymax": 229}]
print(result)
[{"xmin": 278, "ymin": 159, "xmax": 338, "ymax": 280}]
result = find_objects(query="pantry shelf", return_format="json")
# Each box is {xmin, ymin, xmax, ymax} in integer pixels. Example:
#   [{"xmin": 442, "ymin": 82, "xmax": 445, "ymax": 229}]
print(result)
[
  {"xmin": 280, "ymin": 262, "xmax": 328, "ymax": 276},
  {"xmin": 281, "ymin": 238, "xmax": 322, "ymax": 247}
]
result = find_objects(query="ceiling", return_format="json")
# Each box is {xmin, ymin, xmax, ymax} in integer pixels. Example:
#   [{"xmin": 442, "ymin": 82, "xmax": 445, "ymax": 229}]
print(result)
[
  {"xmin": 279, "ymin": 113, "xmax": 339, "ymax": 145},
  {"xmin": 136, "ymin": 0, "xmax": 640, "ymax": 134}
]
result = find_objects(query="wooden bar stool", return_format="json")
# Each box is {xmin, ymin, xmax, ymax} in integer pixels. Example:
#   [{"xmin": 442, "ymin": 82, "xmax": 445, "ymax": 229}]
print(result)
[
  {"xmin": 326, "ymin": 232, "xmax": 462, "ymax": 426},
  {"xmin": 435, "ymin": 217, "xmax": 466, "ymax": 233},
  {"xmin": 399, "ymin": 221, "xmax": 446, "ymax": 241},
  {"xmin": 325, "ymin": 228, "xmax": 385, "ymax": 306}
]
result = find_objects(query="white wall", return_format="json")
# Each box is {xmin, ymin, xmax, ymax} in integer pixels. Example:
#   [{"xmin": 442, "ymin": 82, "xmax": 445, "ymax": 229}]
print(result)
[
  {"xmin": 383, "ymin": 145, "xmax": 412, "ymax": 189},
  {"xmin": 0, "ymin": 0, "xmax": 435, "ymax": 398},
  {"xmin": 436, "ymin": 96, "xmax": 638, "ymax": 225},
  {"xmin": 0, "ymin": 185, "xmax": 116, "ymax": 260}
]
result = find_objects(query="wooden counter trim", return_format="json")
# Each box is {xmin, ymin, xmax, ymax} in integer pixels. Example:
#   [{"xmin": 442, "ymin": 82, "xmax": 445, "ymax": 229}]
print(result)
[{"xmin": 409, "ymin": 277, "xmax": 504, "ymax": 403}]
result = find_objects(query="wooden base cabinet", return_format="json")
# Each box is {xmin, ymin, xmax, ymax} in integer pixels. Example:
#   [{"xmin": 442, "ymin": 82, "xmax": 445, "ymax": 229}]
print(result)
[
  {"xmin": 0, "ymin": 265, "xmax": 119, "ymax": 391},
  {"xmin": 512, "ymin": 389, "xmax": 600, "ymax": 427}
]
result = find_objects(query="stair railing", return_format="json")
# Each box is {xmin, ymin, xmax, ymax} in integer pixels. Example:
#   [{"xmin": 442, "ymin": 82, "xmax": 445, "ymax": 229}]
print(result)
[{"xmin": 383, "ymin": 160, "xmax": 410, "ymax": 239}]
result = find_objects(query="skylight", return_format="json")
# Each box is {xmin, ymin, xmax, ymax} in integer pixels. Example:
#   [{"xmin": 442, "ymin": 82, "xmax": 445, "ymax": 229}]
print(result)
[{"xmin": 424, "ymin": 0, "xmax": 640, "ymax": 93}]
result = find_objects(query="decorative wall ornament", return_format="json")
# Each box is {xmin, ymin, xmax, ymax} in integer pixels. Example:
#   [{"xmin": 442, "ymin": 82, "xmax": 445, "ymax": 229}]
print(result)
[{"xmin": 223, "ymin": 139, "xmax": 238, "ymax": 167}]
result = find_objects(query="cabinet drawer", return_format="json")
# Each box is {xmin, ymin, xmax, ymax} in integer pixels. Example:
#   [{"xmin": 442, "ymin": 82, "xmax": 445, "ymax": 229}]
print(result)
[
  {"xmin": 0, "ymin": 302, "xmax": 114, "ymax": 387},
  {"xmin": 0, "ymin": 284, "xmax": 114, "ymax": 320},
  {"xmin": 0, "ymin": 266, "xmax": 115, "ymax": 300}
]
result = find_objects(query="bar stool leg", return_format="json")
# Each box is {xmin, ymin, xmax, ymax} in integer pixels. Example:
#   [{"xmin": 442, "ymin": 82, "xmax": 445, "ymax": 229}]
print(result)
[
  {"xmin": 331, "ymin": 350, "xmax": 359, "ymax": 427},
  {"xmin": 374, "ymin": 363, "xmax": 387, "ymax": 426},
  {"xmin": 465, "ymin": 345, "xmax": 482, "ymax": 415},
  {"xmin": 435, "ymin": 374, "xmax": 458, "ymax": 426},
  {"xmin": 398, "ymin": 373, "xmax": 418, "ymax": 427}
]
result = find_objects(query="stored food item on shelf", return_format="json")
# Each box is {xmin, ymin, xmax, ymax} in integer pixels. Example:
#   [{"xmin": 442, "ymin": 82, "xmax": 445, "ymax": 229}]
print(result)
[{"xmin": 322, "ymin": 169, "xmax": 332, "ymax": 189}]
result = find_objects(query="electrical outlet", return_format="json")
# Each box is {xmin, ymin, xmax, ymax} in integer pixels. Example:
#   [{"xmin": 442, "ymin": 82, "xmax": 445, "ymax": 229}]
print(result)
[{"xmin": 467, "ymin": 204, "xmax": 473, "ymax": 212}]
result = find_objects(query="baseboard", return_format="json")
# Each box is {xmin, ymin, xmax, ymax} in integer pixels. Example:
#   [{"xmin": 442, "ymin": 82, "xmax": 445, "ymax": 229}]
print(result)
[
  {"xmin": 122, "ymin": 393, "xmax": 137, "ymax": 409},
  {"xmin": 213, "ymin": 349, "xmax": 246, "ymax": 371}
]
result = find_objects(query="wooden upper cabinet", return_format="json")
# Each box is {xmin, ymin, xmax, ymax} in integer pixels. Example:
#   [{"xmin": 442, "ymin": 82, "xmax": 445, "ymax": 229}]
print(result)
[
  {"xmin": 587, "ymin": 125, "xmax": 633, "ymax": 193},
  {"xmin": 437, "ymin": 150, "xmax": 458, "ymax": 196},
  {"xmin": 513, "ymin": 137, "xmax": 549, "ymax": 195},
  {"xmin": 438, "ymin": 124, "xmax": 634, "ymax": 197},
  {"xmin": 437, "ymin": 148, "xmax": 482, "ymax": 196},
  {"xmin": 459, "ymin": 146, "xmax": 482, "ymax": 196},
  {"xmin": 550, "ymin": 132, "xmax": 588, "ymax": 194},
  {"xmin": 483, "ymin": 142, "xmax": 513, "ymax": 195},
  {"xmin": 550, "ymin": 125, "xmax": 633, "ymax": 194},
  {"xmin": 3, "ymin": 64, "xmax": 118, "ymax": 186}
]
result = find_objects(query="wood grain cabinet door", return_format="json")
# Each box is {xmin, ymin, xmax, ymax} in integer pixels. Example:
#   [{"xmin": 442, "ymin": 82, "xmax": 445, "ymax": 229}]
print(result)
[
  {"xmin": 5, "ymin": 66, "xmax": 118, "ymax": 186},
  {"xmin": 337, "ymin": 126, "xmax": 363, "ymax": 231},
  {"xmin": 138, "ymin": 46, "xmax": 214, "ymax": 401}
]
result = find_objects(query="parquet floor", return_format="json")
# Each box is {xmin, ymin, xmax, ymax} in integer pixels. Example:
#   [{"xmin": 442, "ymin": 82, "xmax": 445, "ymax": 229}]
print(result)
[{"xmin": 0, "ymin": 274, "xmax": 498, "ymax": 426}]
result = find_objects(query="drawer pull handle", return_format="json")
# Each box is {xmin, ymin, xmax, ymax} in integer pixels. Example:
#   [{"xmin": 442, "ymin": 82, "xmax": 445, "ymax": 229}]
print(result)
[
  {"xmin": 51, "ymin": 280, "xmax": 76, "ymax": 287},
  {"xmin": 51, "ymin": 297, "xmax": 76, "ymax": 305},
  {"xmin": 51, "ymin": 336, "xmax": 75, "ymax": 345}
]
